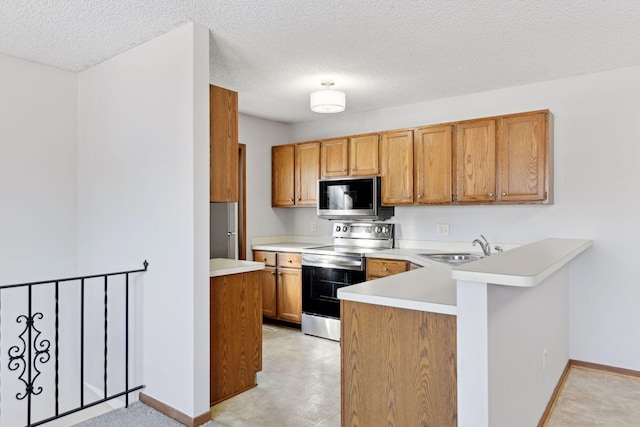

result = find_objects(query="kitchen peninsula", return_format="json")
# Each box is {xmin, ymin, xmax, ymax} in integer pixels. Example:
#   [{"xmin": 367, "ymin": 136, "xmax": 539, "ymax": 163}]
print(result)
[
  {"xmin": 209, "ymin": 259, "xmax": 264, "ymax": 405},
  {"xmin": 337, "ymin": 238, "xmax": 591, "ymax": 427}
]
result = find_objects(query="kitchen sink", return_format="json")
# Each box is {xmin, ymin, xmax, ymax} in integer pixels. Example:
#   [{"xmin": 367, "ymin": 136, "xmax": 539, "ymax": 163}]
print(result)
[{"xmin": 418, "ymin": 252, "xmax": 484, "ymax": 265}]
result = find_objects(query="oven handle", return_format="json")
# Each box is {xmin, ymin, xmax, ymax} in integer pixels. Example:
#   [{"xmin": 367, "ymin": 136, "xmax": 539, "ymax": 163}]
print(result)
[{"xmin": 302, "ymin": 253, "xmax": 364, "ymax": 271}]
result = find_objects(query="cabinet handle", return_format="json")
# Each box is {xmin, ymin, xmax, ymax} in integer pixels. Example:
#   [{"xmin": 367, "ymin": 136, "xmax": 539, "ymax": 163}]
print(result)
[
  {"xmin": 289, "ymin": 198, "xmax": 293, "ymax": 202},
  {"xmin": 271, "ymin": 269, "xmax": 277, "ymax": 275},
  {"xmin": 382, "ymin": 267, "xmax": 388, "ymax": 272},
  {"xmin": 351, "ymin": 168, "xmax": 355, "ymax": 172},
  {"xmin": 296, "ymin": 197, "xmax": 301, "ymax": 201},
  {"xmin": 342, "ymin": 168, "xmax": 346, "ymax": 172},
  {"xmin": 417, "ymin": 194, "xmax": 422, "ymax": 199},
  {"xmin": 263, "ymin": 258, "xmax": 267, "ymax": 262},
  {"xmin": 502, "ymin": 192, "xmax": 507, "ymax": 196},
  {"xmin": 288, "ymin": 259, "xmax": 292, "ymax": 263},
  {"xmin": 488, "ymin": 193, "xmax": 494, "ymax": 197}
]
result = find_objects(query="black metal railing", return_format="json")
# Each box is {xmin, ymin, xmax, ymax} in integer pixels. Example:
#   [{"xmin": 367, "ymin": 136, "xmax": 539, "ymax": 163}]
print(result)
[{"xmin": 0, "ymin": 261, "xmax": 148, "ymax": 427}]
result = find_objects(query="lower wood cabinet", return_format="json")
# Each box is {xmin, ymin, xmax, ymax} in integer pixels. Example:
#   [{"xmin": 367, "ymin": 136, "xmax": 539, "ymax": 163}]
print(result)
[
  {"xmin": 341, "ymin": 300, "xmax": 457, "ymax": 426},
  {"xmin": 276, "ymin": 267, "xmax": 302, "ymax": 323},
  {"xmin": 366, "ymin": 257, "xmax": 409, "ymax": 280},
  {"xmin": 210, "ymin": 271, "xmax": 262, "ymax": 405},
  {"xmin": 253, "ymin": 250, "xmax": 302, "ymax": 324}
]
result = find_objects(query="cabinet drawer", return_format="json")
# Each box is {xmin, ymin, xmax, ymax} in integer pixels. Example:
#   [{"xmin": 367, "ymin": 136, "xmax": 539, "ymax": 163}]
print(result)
[
  {"xmin": 253, "ymin": 250, "xmax": 276, "ymax": 267},
  {"xmin": 366, "ymin": 258, "xmax": 408, "ymax": 278},
  {"xmin": 277, "ymin": 252, "xmax": 302, "ymax": 269}
]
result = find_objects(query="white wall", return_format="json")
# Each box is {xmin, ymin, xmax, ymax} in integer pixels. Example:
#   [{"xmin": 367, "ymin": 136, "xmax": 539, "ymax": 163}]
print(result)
[
  {"xmin": 238, "ymin": 113, "xmax": 293, "ymax": 256},
  {"xmin": 77, "ymin": 21, "xmax": 210, "ymax": 419},
  {"xmin": 0, "ymin": 54, "xmax": 79, "ymax": 426},
  {"xmin": 0, "ymin": 54, "xmax": 78, "ymax": 283},
  {"xmin": 286, "ymin": 66, "xmax": 640, "ymax": 371}
]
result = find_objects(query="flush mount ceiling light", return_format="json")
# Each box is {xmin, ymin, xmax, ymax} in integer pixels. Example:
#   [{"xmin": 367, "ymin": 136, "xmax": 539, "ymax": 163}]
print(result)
[{"xmin": 310, "ymin": 80, "xmax": 346, "ymax": 113}]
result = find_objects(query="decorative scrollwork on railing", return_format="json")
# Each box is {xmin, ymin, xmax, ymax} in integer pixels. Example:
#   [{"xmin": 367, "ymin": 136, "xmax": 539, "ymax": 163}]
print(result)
[{"xmin": 7, "ymin": 312, "xmax": 51, "ymax": 400}]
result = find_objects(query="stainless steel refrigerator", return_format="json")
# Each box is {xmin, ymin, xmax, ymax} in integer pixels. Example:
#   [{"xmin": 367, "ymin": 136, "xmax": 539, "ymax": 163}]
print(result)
[{"xmin": 210, "ymin": 202, "xmax": 238, "ymax": 259}]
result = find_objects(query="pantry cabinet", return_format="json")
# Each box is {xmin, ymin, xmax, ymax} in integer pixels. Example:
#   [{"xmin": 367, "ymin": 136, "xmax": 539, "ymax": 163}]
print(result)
[
  {"xmin": 210, "ymin": 85, "xmax": 238, "ymax": 202},
  {"xmin": 272, "ymin": 142, "xmax": 320, "ymax": 207},
  {"xmin": 320, "ymin": 134, "xmax": 379, "ymax": 178},
  {"xmin": 380, "ymin": 130, "xmax": 414, "ymax": 205},
  {"xmin": 415, "ymin": 124, "xmax": 452, "ymax": 204}
]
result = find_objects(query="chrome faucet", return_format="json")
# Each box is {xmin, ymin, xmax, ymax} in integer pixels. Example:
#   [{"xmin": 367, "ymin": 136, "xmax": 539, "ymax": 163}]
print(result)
[{"xmin": 472, "ymin": 235, "xmax": 491, "ymax": 256}]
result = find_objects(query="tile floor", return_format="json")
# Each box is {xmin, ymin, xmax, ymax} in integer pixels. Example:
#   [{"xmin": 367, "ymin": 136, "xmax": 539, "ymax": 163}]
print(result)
[
  {"xmin": 211, "ymin": 325, "xmax": 340, "ymax": 427},
  {"xmin": 547, "ymin": 367, "xmax": 640, "ymax": 426},
  {"xmin": 211, "ymin": 325, "xmax": 640, "ymax": 427}
]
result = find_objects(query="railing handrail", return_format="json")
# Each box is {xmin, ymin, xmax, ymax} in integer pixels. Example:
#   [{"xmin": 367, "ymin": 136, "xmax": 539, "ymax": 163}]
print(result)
[
  {"xmin": 0, "ymin": 260, "xmax": 149, "ymax": 290},
  {"xmin": 0, "ymin": 260, "xmax": 149, "ymax": 427}
]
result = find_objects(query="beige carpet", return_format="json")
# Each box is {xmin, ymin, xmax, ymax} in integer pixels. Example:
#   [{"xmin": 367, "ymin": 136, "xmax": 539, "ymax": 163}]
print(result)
[{"xmin": 72, "ymin": 401, "xmax": 223, "ymax": 427}]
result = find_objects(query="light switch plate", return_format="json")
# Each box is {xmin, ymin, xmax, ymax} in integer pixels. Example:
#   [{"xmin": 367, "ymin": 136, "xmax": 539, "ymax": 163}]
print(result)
[{"xmin": 311, "ymin": 221, "xmax": 317, "ymax": 232}]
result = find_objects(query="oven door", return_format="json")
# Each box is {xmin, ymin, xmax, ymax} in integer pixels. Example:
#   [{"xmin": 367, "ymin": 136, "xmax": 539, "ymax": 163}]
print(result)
[{"xmin": 302, "ymin": 265, "xmax": 366, "ymax": 319}]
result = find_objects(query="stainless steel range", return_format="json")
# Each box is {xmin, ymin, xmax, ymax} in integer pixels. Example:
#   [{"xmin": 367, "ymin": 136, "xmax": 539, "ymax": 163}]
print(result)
[{"xmin": 301, "ymin": 222, "xmax": 395, "ymax": 341}]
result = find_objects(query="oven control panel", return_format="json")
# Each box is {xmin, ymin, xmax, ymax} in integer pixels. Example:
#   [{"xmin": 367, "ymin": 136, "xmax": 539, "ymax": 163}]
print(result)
[{"xmin": 332, "ymin": 222, "xmax": 394, "ymax": 240}]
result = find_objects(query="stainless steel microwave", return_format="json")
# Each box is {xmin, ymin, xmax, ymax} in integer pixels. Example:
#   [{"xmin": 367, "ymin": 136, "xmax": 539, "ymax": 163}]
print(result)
[{"xmin": 317, "ymin": 176, "xmax": 394, "ymax": 220}]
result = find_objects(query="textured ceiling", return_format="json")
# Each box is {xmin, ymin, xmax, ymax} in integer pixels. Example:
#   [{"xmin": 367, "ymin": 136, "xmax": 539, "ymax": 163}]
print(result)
[{"xmin": 2, "ymin": 1, "xmax": 640, "ymax": 123}]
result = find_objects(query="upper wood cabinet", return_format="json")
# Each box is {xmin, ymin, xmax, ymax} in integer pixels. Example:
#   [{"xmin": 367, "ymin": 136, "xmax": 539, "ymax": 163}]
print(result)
[
  {"xmin": 380, "ymin": 130, "xmax": 414, "ymax": 205},
  {"xmin": 272, "ymin": 142, "xmax": 320, "ymax": 207},
  {"xmin": 349, "ymin": 134, "xmax": 379, "ymax": 176},
  {"xmin": 210, "ymin": 85, "xmax": 238, "ymax": 202},
  {"xmin": 272, "ymin": 144, "xmax": 295, "ymax": 206},
  {"xmin": 415, "ymin": 124, "xmax": 452, "ymax": 204},
  {"xmin": 497, "ymin": 111, "xmax": 549, "ymax": 203},
  {"xmin": 454, "ymin": 110, "xmax": 551, "ymax": 204},
  {"xmin": 455, "ymin": 119, "xmax": 497, "ymax": 203},
  {"xmin": 271, "ymin": 109, "xmax": 552, "ymax": 207},
  {"xmin": 320, "ymin": 138, "xmax": 349, "ymax": 177},
  {"xmin": 295, "ymin": 142, "xmax": 321, "ymax": 206},
  {"xmin": 321, "ymin": 134, "xmax": 379, "ymax": 178}
]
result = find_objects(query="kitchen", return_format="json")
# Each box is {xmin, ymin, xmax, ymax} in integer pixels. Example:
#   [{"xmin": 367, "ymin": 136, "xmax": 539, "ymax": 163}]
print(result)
[
  {"xmin": 2, "ymin": 3, "xmax": 640, "ymax": 427},
  {"xmin": 217, "ymin": 106, "xmax": 588, "ymax": 425}
]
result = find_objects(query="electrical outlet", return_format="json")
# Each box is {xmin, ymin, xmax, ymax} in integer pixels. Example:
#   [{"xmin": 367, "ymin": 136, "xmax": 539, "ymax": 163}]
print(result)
[
  {"xmin": 542, "ymin": 348, "xmax": 548, "ymax": 372},
  {"xmin": 310, "ymin": 221, "xmax": 317, "ymax": 232},
  {"xmin": 436, "ymin": 223, "xmax": 450, "ymax": 237}
]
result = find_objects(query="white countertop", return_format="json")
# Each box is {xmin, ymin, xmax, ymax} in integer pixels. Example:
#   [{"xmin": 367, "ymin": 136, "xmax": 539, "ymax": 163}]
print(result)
[
  {"xmin": 451, "ymin": 238, "xmax": 592, "ymax": 287},
  {"xmin": 251, "ymin": 242, "xmax": 321, "ymax": 253},
  {"xmin": 209, "ymin": 258, "xmax": 264, "ymax": 278},
  {"xmin": 338, "ymin": 238, "xmax": 592, "ymax": 314},
  {"xmin": 337, "ymin": 262, "xmax": 457, "ymax": 315}
]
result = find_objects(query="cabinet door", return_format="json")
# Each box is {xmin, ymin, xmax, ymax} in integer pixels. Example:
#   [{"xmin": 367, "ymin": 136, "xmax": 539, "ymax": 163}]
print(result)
[
  {"xmin": 415, "ymin": 125, "xmax": 452, "ymax": 204},
  {"xmin": 321, "ymin": 138, "xmax": 349, "ymax": 177},
  {"xmin": 260, "ymin": 267, "xmax": 277, "ymax": 318},
  {"xmin": 210, "ymin": 271, "xmax": 262, "ymax": 405},
  {"xmin": 272, "ymin": 145, "xmax": 295, "ymax": 207},
  {"xmin": 349, "ymin": 134, "xmax": 379, "ymax": 176},
  {"xmin": 295, "ymin": 142, "xmax": 320, "ymax": 206},
  {"xmin": 455, "ymin": 119, "xmax": 496, "ymax": 203},
  {"xmin": 210, "ymin": 85, "xmax": 239, "ymax": 202},
  {"xmin": 277, "ymin": 267, "xmax": 302, "ymax": 324},
  {"xmin": 380, "ymin": 130, "xmax": 414, "ymax": 205},
  {"xmin": 497, "ymin": 112, "xmax": 548, "ymax": 202}
]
